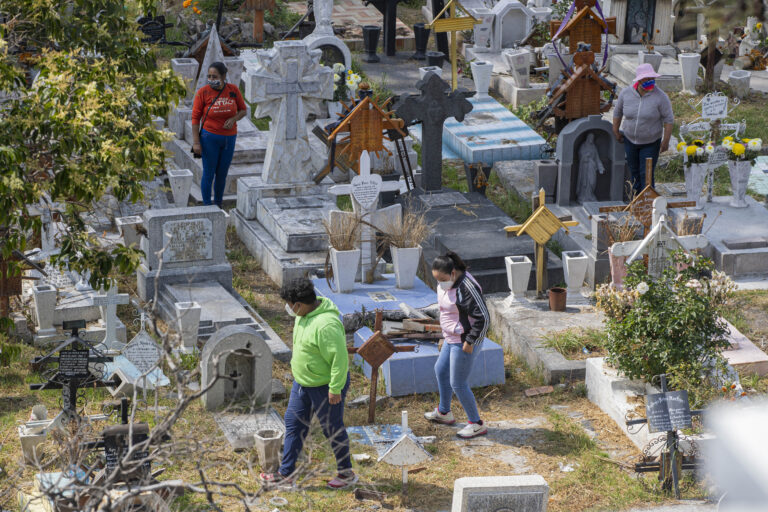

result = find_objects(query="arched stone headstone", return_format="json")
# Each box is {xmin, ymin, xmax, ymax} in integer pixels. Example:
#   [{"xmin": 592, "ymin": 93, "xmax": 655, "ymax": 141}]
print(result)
[{"xmin": 200, "ymin": 325, "xmax": 273, "ymax": 411}]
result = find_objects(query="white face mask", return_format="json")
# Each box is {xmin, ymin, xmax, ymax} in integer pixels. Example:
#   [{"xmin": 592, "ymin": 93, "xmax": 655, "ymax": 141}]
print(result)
[
  {"xmin": 285, "ymin": 303, "xmax": 298, "ymax": 317},
  {"xmin": 437, "ymin": 280, "xmax": 454, "ymax": 290}
]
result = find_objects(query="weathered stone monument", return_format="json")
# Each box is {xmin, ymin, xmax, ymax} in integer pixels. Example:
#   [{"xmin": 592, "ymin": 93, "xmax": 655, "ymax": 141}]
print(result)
[
  {"xmin": 136, "ymin": 206, "xmax": 290, "ymax": 360},
  {"xmin": 301, "ymin": 0, "xmax": 352, "ymax": 69},
  {"xmin": 200, "ymin": 324, "xmax": 273, "ymax": 411},
  {"xmin": 244, "ymin": 41, "xmax": 333, "ymax": 184},
  {"xmin": 452, "ymin": 475, "xmax": 549, "ymax": 512}
]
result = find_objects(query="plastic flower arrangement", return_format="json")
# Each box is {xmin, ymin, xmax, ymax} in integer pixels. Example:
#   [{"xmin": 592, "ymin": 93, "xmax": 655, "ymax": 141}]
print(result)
[
  {"xmin": 722, "ymin": 136, "xmax": 761, "ymax": 162},
  {"xmin": 678, "ymin": 137, "xmax": 710, "ymax": 165},
  {"xmin": 327, "ymin": 64, "xmax": 361, "ymax": 102}
]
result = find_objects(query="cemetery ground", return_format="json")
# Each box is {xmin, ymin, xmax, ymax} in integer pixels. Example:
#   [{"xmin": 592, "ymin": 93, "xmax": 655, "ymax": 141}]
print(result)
[{"xmin": 2, "ymin": 227, "xmax": 768, "ymax": 511}]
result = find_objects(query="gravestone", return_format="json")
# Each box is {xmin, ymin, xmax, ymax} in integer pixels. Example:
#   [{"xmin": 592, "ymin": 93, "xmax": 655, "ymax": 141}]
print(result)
[
  {"xmin": 555, "ymin": 115, "xmax": 625, "ymax": 206},
  {"xmin": 302, "ymin": 0, "xmax": 352, "ymax": 68},
  {"xmin": 491, "ymin": 0, "xmax": 535, "ymax": 51},
  {"xmin": 452, "ymin": 474, "xmax": 549, "ymax": 512},
  {"xmin": 244, "ymin": 41, "xmax": 333, "ymax": 184},
  {"xmin": 102, "ymin": 423, "xmax": 151, "ymax": 483},
  {"xmin": 171, "ymin": 58, "xmax": 199, "ymax": 105},
  {"xmin": 136, "ymin": 206, "xmax": 231, "ymax": 302},
  {"xmin": 395, "ymin": 72, "xmax": 473, "ymax": 191},
  {"xmin": 92, "ymin": 286, "xmax": 130, "ymax": 351},
  {"xmin": 200, "ymin": 324, "xmax": 273, "ymax": 411},
  {"xmin": 645, "ymin": 390, "xmax": 692, "ymax": 434}
]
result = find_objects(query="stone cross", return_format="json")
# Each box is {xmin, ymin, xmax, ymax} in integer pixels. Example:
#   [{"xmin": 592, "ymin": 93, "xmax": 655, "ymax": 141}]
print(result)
[
  {"xmin": 92, "ymin": 285, "xmax": 129, "ymax": 350},
  {"xmin": 329, "ymin": 151, "xmax": 402, "ymax": 283},
  {"xmin": 610, "ymin": 197, "xmax": 709, "ymax": 277},
  {"xmin": 395, "ymin": 72, "xmax": 473, "ymax": 191},
  {"xmin": 245, "ymin": 41, "xmax": 333, "ymax": 184}
]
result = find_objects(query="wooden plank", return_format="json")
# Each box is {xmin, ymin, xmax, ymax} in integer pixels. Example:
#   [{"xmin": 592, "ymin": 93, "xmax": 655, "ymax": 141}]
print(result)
[{"xmin": 430, "ymin": 17, "xmax": 478, "ymax": 32}]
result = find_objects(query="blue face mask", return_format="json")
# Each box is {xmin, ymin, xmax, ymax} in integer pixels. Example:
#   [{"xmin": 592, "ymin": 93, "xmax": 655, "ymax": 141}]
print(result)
[
  {"xmin": 641, "ymin": 80, "xmax": 655, "ymax": 91},
  {"xmin": 208, "ymin": 79, "xmax": 223, "ymax": 89}
]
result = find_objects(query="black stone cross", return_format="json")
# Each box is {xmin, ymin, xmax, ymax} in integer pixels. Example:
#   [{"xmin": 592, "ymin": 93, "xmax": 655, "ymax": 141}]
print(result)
[{"xmin": 395, "ymin": 72, "xmax": 472, "ymax": 191}]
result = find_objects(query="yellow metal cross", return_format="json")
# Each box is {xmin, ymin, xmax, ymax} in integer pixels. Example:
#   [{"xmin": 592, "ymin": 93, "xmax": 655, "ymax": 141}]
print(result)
[
  {"xmin": 427, "ymin": 0, "xmax": 480, "ymax": 91},
  {"xmin": 505, "ymin": 189, "xmax": 579, "ymax": 297}
]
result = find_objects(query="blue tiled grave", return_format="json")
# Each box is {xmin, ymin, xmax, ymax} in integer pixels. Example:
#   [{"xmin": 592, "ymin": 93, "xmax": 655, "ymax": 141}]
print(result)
[{"xmin": 353, "ymin": 327, "xmax": 505, "ymax": 397}]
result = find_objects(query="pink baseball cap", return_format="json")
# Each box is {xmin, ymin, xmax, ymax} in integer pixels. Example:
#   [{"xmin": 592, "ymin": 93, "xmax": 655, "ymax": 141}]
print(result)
[{"xmin": 634, "ymin": 63, "xmax": 661, "ymax": 83}]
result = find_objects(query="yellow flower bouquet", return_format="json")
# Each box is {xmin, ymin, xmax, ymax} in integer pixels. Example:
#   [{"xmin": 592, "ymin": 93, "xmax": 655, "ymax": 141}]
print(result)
[
  {"xmin": 677, "ymin": 138, "xmax": 711, "ymax": 165},
  {"xmin": 722, "ymin": 136, "xmax": 761, "ymax": 163}
]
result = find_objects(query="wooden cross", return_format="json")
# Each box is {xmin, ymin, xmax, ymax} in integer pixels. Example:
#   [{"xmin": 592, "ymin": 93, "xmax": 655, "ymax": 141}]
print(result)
[
  {"xmin": 504, "ymin": 189, "xmax": 578, "ymax": 297},
  {"xmin": 244, "ymin": 0, "xmax": 276, "ymax": 44},
  {"xmin": 328, "ymin": 151, "xmax": 402, "ymax": 283},
  {"xmin": 347, "ymin": 310, "xmax": 415, "ymax": 423},
  {"xmin": 426, "ymin": 0, "xmax": 479, "ymax": 91},
  {"xmin": 599, "ymin": 159, "xmax": 696, "ymax": 236},
  {"xmin": 610, "ymin": 197, "xmax": 708, "ymax": 277}
]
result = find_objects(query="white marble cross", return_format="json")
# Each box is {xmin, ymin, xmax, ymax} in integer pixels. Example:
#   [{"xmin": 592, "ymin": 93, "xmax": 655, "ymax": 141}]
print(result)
[
  {"xmin": 610, "ymin": 197, "xmax": 709, "ymax": 277},
  {"xmin": 92, "ymin": 285, "xmax": 130, "ymax": 350},
  {"xmin": 245, "ymin": 41, "xmax": 333, "ymax": 184},
  {"xmin": 329, "ymin": 151, "xmax": 403, "ymax": 283}
]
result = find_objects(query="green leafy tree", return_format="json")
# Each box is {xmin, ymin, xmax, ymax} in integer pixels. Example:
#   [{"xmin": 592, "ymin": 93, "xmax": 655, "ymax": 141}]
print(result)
[{"xmin": 0, "ymin": 0, "xmax": 185, "ymax": 297}]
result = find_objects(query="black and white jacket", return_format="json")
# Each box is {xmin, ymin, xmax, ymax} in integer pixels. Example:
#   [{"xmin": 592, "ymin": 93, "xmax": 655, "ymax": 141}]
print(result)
[{"xmin": 451, "ymin": 272, "xmax": 490, "ymax": 346}]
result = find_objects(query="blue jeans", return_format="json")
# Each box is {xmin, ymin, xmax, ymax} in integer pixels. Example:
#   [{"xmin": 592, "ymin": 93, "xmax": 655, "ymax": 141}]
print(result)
[
  {"xmin": 624, "ymin": 138, "xmax": 661, "ymax": 195},
  {"xmin": 200, "ymin": 129, "xmax": 236, "ymax": 206},
  {"xmin": 435, "ymin": 342, "xmax": 481, "ymax": 423},
  {"xmin": 278, "ymin": 373, "xmax": 352, "ymax": 476}
]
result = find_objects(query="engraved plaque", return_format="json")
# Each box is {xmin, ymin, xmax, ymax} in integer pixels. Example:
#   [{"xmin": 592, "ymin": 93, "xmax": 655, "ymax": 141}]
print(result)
[
  {"xmin": 351, "ymin": 174, "xmax": 382, "ymax": 210},
  {"xmin": 122, "ymin": 331, "xmax": 162, "ymax": 374},
  {"xmin": 59, "ymin": 349, "xmax": 90, "ymax": 378},
  {"xmin": 161, "ymin": 219, "xmax": 213, "ymax": 263}
]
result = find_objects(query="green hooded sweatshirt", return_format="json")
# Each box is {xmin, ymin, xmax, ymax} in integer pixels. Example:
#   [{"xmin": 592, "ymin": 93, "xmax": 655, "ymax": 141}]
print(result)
[{"xmin": 290, "ymin": 297, "xmax": 348, "ymax": 394}]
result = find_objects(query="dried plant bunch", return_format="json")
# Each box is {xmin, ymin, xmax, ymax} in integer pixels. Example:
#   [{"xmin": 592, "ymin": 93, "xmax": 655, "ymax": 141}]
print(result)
[
  {"xmin": 322, "ymin": 213, "xmax": 361, "ymax": 252},
  {"xmin": 380, "ymin": 209, "xmax": 434, "ymax": 249},
  {"xmin": 605, "ymin": 211, "xmax": 642, "ymax": 246}
]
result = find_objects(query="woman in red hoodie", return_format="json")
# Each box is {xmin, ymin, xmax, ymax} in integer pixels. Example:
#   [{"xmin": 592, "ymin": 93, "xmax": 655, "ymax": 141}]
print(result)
[
  {"xmin": 191, "ymin": 61, "xmax": 247, "ymax": 207},
  {"xmin": 424, "ymin": 251, "xmax": 490, "ymax": 439}
]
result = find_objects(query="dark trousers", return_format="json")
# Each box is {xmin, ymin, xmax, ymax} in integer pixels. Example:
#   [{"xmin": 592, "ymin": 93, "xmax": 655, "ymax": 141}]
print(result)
[
  {"xmin": 278, "ymin": 373, "xmax": 352, "ymax": 476},
  {"xmin": 200, "ymin": 129, "xmax": 236, "ymax": 207},
  {"xmin": 624, "ymin": 138, "xmax": 661, "ymax": 195}
]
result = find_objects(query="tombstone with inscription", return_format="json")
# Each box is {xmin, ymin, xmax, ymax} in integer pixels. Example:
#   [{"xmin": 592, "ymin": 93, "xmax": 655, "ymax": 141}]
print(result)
[
  {"xmin": 200, "ymin": 325, "xmax": 273, "ymax": 411},
  {"xmin": 105, "ymin": 317, "xmax": 169, "ymax": 397},
  {"xmin": 135, "ymin": 206, "xmax": 290, "ymax": 361}
]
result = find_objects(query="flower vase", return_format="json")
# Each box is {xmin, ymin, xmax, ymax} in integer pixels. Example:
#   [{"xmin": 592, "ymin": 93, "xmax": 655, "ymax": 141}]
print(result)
[
  {"xmin": 330, "ymin": 247, "xmax": 360, "ymax": 293},
  {"xmin": 684, "ymin": 163, "xmax": 707, "ymax": 210},
  {"xmin": 327, "ymin": 100, "xmax": 344, "ymax": 120},
  {"xmin": 638, "ymin": 50, "xmax": 663, "ymax": 73},
  {"xmin": 504, "ymin": 255, "xmax": 532, "ymax": 302},
  {"xmin": 391, "ymin": 245, "xmax": 422, "ymax": 289},
  {"xmin": 679, "ymin": 53, "xmax": 700, "ymax": 95},
  {"xmin": 728, "ymin": 160, "xmax": 752, "ymax": 208},
  {"xmin": 470, "ymin": 60, "xmax": 494, "ymax": 98},
  {"xmin": 609, "ymin": 250, "xmax": 628, "ymax": 288}
]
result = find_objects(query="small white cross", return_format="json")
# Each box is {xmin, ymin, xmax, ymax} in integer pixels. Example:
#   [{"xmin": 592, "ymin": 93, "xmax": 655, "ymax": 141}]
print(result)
[{"xmin": 92, "ymin": 285, "xmax": 130, "ymax": 350}]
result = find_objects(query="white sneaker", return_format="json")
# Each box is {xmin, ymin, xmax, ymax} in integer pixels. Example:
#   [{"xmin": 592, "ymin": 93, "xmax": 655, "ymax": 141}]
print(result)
[
  {"xmin": 456, "ymin": 422, "xmax": 488, "ymax": 439},
  {"xmin": 424, "ymin": 408, "xmax": 456, "ymax": 425}
]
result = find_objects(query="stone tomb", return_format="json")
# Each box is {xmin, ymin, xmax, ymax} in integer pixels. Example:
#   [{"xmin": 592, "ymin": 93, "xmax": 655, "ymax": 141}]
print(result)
[
  {"xmin": 136, "ymin": 206, "xmax": 231, "ymax": 302},
  {"xmin": 452, "ymin": 475, "xmax": 549, "ymax": 512},
  {"xmin": 137, "ymin": 207, "xmax": 290, "ymax": 360},
  {"xmin": 200, "ymin": 324, "xmax": 273, "ymax": 411},
  {"xmin": 553, "ymin": 115, "xmax": 625, "ymax": 207}
]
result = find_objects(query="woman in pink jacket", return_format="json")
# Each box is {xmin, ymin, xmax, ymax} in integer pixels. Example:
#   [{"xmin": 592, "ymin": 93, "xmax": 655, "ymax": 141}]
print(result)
[{"xmin": 424, "ymin": 251, "xmax": 490, "ymax": 439}]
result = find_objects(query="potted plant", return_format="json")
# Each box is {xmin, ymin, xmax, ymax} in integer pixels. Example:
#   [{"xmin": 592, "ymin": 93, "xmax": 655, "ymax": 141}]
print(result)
[
  {"xmin": 721, "ymin": 135, "xmax": 761, "ymax": 208},
  {"xmin": 677, "ymin": 138, "xmax": 711, "ymax": 209},
  {"xmin": 638, "ymin": 31, "xmax": 663, "ymax": 72},
  {"xmin": 381, "ymin": 209, "xmax": 433, "ymax": 289},
  {"xmin": 323, "ymin": 213, "xmax": 361, "ymax": 293},
  {"xmin": 605, "ymin": 212, "xmax": 642, "ymax": 288},
  {"xmin": 595, "ymin": 252, "xmax": 736, "ymax": 407}
]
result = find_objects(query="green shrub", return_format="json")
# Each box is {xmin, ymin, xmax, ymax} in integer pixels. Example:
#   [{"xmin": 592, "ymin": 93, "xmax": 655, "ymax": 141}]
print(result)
[{"xmin": 595, "ymin": 251, "xmax": 736, "ymax": 388}]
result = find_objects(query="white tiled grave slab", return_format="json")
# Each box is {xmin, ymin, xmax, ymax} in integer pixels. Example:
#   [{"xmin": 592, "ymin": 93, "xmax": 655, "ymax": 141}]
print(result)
[
  {"xmin": 409, "ymin": 95, "xmax": 547, "ymax": 164},
  {"xmin": 214, "ymin": 408, "xmax": 285, "ymax": 450},
  {"xmin": 161, "ymin": 282, "xmax": 290, "ymax": 361}
]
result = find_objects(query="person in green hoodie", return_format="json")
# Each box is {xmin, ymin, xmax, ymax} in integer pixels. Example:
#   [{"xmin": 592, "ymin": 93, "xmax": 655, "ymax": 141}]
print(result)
[{"xmin": 259, "ymin": 278, "xmax": 357, "ymax": 490}]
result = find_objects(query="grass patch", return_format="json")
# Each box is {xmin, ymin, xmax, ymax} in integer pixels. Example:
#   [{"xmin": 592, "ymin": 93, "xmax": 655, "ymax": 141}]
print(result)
[
  {"xmin": 441, "ymin": 160, "xmax": 469, "ymax": 192},
  {"xmin": 487, "ymin": 172, "xmax": 532, "ymax": 222},
  {"xmin": 541, "ymin": 328, "xmax": 609, "ymax": 360}
]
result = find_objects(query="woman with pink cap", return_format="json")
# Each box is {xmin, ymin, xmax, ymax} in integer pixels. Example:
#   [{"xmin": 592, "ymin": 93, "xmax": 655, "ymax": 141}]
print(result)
[{"xmin": 612, "ymin": 63, "xmax": 674, "ymax": 194}]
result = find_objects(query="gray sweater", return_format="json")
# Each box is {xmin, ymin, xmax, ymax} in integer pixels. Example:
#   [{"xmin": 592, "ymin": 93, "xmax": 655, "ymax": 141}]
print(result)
[{"xmin": 613, "ymin": 85, "xmax": 674, "ymax": 145}]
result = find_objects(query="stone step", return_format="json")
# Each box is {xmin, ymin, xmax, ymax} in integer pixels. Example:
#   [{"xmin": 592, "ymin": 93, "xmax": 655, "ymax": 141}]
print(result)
[
  {"xmin": 170, "ymin": 139, "xmax": 263, "ymax": 197},
  {"xmin": 174, "ymin": 136, "xmax": 265, "ymax": 167},
  {"xmin": 255, "ymin": 195, "xmax": 336, "ymax": 253},
  {"xmin": 234, "ymin": 209, "xmax": 328, "ymax": 288}
]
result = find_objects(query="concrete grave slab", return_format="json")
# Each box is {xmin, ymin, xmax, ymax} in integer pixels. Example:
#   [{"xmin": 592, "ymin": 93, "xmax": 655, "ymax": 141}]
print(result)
[
  {"xmin": 452, "ymin": 474, "xmax": 549, "ymax": 512},
  {"xmin": 353, "ymin": 327, "xmax": 505, "ymax": 396},
  {"xmin": 214, "ymin": 408, "xmax": 285, "ymax": 450},
  {"xmin": 487, "ymin": 296, "xmax": 604, "ymax": 383}
]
